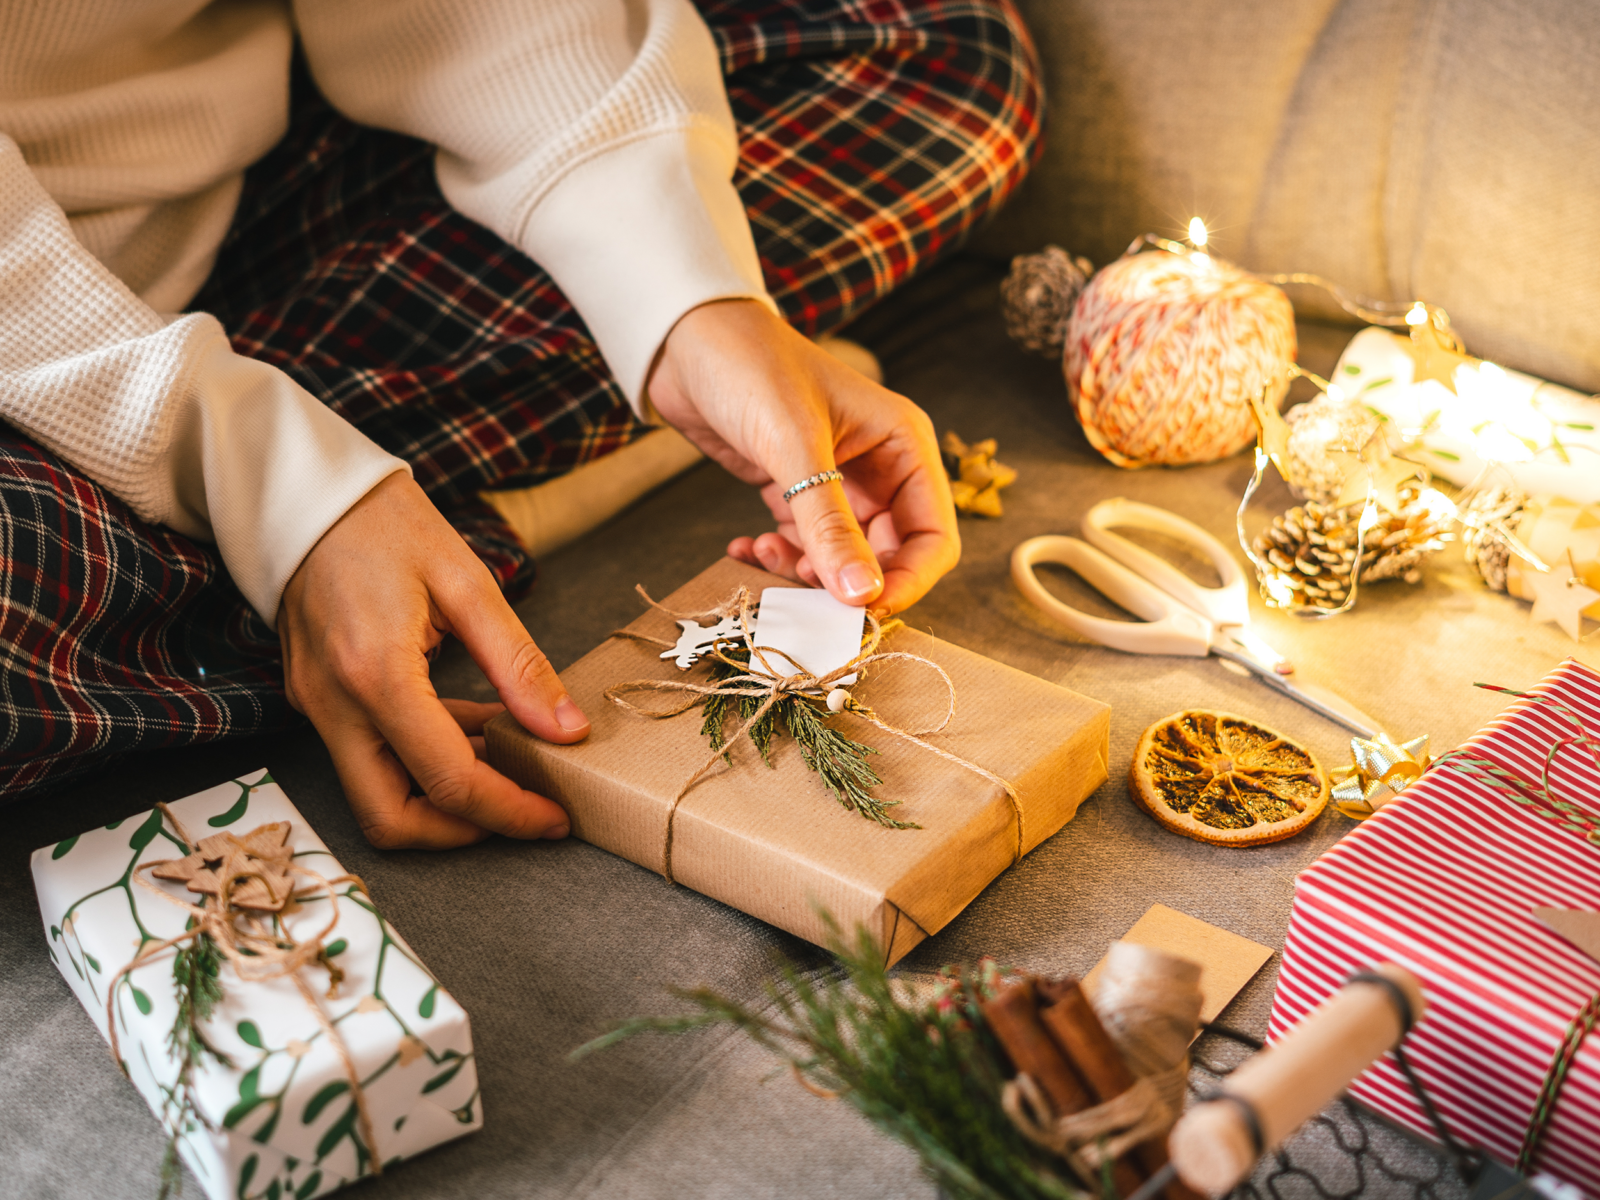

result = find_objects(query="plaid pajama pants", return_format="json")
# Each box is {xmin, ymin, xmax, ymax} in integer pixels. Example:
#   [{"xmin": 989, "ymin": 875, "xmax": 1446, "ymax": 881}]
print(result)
[{"xmin": 0, "ymin": 0, "xmax": 1042, "ymax": 798}]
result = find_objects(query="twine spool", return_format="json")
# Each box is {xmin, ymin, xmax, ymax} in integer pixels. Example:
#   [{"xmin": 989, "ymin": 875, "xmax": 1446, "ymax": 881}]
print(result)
[{"xmin": 1062, "ymin": 250, "xmax": 1296, "ymax": 468}]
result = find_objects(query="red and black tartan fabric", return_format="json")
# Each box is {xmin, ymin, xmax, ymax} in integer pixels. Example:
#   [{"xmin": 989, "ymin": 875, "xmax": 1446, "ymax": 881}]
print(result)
[{"xmin": 0, "ymin": 0, "xmax": 1043, "ymax": 798}]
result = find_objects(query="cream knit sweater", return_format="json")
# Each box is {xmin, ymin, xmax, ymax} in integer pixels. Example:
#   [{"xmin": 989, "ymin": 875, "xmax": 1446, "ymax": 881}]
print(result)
[{"xmin": 0, "ymin": 0, "xmax": 772, "ymax": 623}]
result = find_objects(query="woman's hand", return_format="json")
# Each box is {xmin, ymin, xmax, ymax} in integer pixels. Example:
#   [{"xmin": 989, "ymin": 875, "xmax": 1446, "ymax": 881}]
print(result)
[
  {"xmin": 648, "ymin": 299, "xmax": 959, "ymax": 614},
  {"xmin": 278, "ymin": 473, "xmax": 588, "ymax": 849}
]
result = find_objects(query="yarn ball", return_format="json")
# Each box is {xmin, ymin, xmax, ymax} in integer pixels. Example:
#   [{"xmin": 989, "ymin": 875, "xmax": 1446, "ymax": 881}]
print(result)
[
  {"xmin": 1063, "ymin": 250, "xmax": 1296, "ymax": 468},
  {"xmin": 1000, "ymin": 245, "xmax": 1096, "ymax": 356}
]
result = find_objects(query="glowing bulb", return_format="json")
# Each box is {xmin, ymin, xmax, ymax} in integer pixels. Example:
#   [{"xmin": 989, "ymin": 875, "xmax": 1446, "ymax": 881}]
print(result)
[
  {"xmin": 1405, "ymin": 302, "xmax": 1428, "ymax": 327},
  {"xmin": 1359, "ymin": 503, "xmax": 1380, "ymax": 533},
  {"xmin": 1264, "ymin": 575, "xmax": 1296, "ymax": 608},
  {"xmin": 1417, "ymin": 488, "xmax": 1458, "ymax": 522},
  {"xmin": 1325, "ymin": 383, "xmax": 1345, "ymax": 403},
  {"xmin": 1188, "ymin": 217, "xmax": 1208, "ymax": 248}
]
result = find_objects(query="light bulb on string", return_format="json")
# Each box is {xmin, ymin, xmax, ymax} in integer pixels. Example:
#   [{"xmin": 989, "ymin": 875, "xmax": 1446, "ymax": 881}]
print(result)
[{"xmin": 1186, "ymin": 217, "xmax": 1211, "ymax": 268}]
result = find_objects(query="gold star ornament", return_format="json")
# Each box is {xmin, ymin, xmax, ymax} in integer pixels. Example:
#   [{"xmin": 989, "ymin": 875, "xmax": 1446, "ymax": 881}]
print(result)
[
  {"xmin": 943, "ymin": 432, "xmax": 1017, "ymax": 517},
  {"xmin": 1404, "ymin": 306, "xmax": 1475, "ymax": 394},
  {"xmin": 1327, "ymin": 446, "xmax": 1428, "ymax": 514}
]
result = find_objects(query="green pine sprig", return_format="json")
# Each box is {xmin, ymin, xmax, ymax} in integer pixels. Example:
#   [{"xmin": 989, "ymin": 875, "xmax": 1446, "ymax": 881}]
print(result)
[
  {"xmin": 699, "ymin": 646, "xmax": 917, "ymax": 829},
  {"xmin": 156, "ymin": 924, "xmax": 232, "ymax": 1198},
  {"xmin": 571, "ymin": 919, "xmax": 1093, "ymax": 1200}
]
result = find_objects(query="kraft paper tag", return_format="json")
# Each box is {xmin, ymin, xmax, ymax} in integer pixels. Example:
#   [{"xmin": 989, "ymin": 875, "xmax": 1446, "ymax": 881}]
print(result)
[
  {"xmin": 750, "ymin": 586, "xmax": 866, "ymax": 685},
  {"xmin": 1534, "ymin": 906, "xmax": 1600, "ymax": 966},
  {"xmin": 1085, "ymin": 903, "xmax": 1274, "ymax": 1026}
]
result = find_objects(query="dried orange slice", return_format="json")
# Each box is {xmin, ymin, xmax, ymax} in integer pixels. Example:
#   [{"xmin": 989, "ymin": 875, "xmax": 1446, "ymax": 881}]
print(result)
[{"xmin": 1130, "ymin": 710, "xmax": 1329, "ymax": 846}]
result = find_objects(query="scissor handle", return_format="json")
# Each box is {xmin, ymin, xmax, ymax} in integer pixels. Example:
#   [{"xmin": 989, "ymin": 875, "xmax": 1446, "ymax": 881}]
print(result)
[
  {"xmin": 1081, "ymin": 498, "xmax": 1250, "ymax": 628},
  {"xmin": 1011, "ymin": 536, "xmax": 1214, "ymax": 657}
]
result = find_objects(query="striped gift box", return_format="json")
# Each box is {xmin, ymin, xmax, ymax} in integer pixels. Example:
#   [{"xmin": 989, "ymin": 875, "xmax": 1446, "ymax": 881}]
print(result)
[{"xmin": 1270, "ymin": 658, "xmax": 1600, "ymax": 1191}]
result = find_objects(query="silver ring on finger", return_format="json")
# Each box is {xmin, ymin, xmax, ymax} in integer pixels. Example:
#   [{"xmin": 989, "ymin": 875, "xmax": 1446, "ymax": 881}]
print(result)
[{"xmin": 781, "ymin": 469, "xmax": 844, "ymax": 503}]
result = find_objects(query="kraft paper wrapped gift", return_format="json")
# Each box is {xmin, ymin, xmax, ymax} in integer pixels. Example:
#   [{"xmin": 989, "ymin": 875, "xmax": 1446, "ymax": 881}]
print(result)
[
  {"xmin": 1270, "ymin": 658, "xmax": 1600, "ymax": 1190},
  {"xmin": 487, "ymin": 559, "xmax": 1111, "ymax": 964},
  {"xmin": 32, "ymin": 771, "xmax": 481, "ymax": 1200}
]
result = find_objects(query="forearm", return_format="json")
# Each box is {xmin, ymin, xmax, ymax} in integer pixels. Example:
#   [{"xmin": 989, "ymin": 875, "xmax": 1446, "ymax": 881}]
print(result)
[
  {"xmin": 294, "ymin": 0, "xmax": 774, "ymax": 412},
  {"xmin": 0, "ymin": 135, "xmax": 405, "ymax": 623}
]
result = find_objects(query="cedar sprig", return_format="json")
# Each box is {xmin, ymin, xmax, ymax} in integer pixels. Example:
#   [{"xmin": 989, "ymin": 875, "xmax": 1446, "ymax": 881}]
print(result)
[
  {"xmin": 157, "ymin": 926, "xmax": 233, "ymax": 1198},
  {"xmin": 572, "ymin": 918, "xmax": 1091, "ymax": 1200},
  {"xmin": 699, "ymin": 645, "xmax": 917, "ymax": 829}
]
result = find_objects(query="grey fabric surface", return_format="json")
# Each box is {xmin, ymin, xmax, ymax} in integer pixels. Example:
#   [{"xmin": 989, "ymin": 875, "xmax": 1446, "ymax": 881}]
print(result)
[
  {"xmin": 977, "ymin": 0, "xmax": 1600, "ymax": 393},
  {"xmin": 2, "ymin": 259, "xmax": 1591, "ymax": 1198}
]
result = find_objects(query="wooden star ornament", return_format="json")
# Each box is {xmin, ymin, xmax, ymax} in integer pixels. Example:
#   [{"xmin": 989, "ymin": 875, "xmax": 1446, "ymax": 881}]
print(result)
[
  {"xmin": 1525, "ymin": 560, "xmax": 1600, "ymax": 641},
  {"xmin": 150, "ymin": 822, "xmax": 295, "ymax": 912}
]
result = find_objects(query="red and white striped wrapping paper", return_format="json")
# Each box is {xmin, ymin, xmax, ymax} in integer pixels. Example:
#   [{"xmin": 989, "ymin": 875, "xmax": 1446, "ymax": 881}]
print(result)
[{"xmin": 1270, "ymin": 657, "xmax": 1600, "ymax": 1191}]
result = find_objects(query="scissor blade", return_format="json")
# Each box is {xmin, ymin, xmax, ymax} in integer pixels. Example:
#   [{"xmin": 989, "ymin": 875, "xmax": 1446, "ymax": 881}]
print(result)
[
  {"xmin": 1211, "ymin": 628, "xmax": 1382, "ymax": 738},
  {"xmin": 1257, "ymin": 674, "xmax": 1383, "ymax": 739}
]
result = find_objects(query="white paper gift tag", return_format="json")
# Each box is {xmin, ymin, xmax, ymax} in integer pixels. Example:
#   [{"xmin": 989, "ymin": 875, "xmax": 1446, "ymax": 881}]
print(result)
[{"xmin": 750, "ymin": 587, "xmax": 866, "ymax": 685}]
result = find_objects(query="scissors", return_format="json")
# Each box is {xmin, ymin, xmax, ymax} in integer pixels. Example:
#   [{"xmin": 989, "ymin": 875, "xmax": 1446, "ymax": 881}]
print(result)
[{"xmin": 1011, "ymin": 497, "xmax": 1382, "ymax": 738}]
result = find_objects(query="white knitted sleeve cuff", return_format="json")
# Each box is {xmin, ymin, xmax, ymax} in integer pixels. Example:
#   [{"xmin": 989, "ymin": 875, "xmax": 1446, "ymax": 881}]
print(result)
[
  {"xmin": 505, "ymin": 122, "xmax": 777, "ymax": 414},
  {"xmin": 176, "ymin": 331, "xmax": 410, "ymax": 625}
]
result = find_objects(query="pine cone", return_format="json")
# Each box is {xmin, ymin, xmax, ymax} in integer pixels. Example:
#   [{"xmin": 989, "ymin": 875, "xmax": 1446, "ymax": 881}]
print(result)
[
  {"xmin": 1000, "ymin": 246, "xmax": 1095, "ymax": 357},
  {"xmin": 1459, "ymin": 485, "xmax": 1528, "ymax": 593},
  {"xmin": 1252, "ymin": 485, "xmax": 1453, "ymax": 609},
  {"xmin": 1281, "ymin": 393, "xmax": 1381, "ymax": 504}
]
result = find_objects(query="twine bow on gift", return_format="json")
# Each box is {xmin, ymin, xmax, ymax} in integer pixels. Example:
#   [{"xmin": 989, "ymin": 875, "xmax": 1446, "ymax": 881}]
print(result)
[
  {"xmin": 106, "ymin": 805, "xmax": 382, "ymax": 1178},
  {"xmin": 605, "ymin": 586, "xmax": 1022, "ymax": 884},
  {"xmin": 1331, "ymin": 733, "xmax": 1432, "ymax": 819}
]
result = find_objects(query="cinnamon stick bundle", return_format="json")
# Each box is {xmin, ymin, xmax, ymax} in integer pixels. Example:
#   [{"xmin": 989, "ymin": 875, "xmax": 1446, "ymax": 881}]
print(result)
[
  {"xmin": 980, "ymin": 979, "xmax": 1146, "ymax": 1197},
  {"xmin": 1037, "ymin": 979, "xmax": 1201, "ymax": 1200}
]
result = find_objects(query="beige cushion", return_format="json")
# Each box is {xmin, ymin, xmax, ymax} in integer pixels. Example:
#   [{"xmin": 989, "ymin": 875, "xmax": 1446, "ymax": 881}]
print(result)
[
  {"xmin": 979, "ymin": 0, "xmax": 1600, "ymax": 393},
  {"xmin": 482, "ymin": 427, "xmax": 704, "ymax": 559}
]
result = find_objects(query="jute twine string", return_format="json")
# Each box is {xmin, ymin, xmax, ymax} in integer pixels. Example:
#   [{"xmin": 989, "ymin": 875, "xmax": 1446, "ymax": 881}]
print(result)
[
  {"xmin": 605, "ymin": 586, "xmax": 1022, "ymax": 883},
  {"xmin": 107, "ymin": 804, "xmax": 382, "ymax": 1177},
  {"xmin": 1003, "ymin": 943, "xmax": 1201, "ymax": 1175}
]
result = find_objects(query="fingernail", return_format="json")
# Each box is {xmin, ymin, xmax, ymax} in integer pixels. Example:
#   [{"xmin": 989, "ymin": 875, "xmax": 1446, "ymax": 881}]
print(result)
[
  {"xmin": 839, "ymin": 561, "xmax": 881, "ymax": 601},
  {"xmin": 543, "ymin": 822, "xmax": 570, "ymax": 840},
  {"xmin": 555, "ymin": 696, "xmax": 589, "ymax": 732}
]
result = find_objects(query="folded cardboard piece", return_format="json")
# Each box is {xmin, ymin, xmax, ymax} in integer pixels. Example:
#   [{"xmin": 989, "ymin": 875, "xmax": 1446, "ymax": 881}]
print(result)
[
  {"xmin": 487, "ymin": 559, "xmax": 1111, "ymax": 964},
  {"xmin": 1087, "ymin": 903, "xmax": 1274, "ymax": 1028}
]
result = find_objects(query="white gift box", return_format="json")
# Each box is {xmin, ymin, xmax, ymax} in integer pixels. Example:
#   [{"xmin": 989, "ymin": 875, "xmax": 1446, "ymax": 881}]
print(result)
[{"xmin": 32, "ymin": 771, "xmax": 482, "ymax": 1200}]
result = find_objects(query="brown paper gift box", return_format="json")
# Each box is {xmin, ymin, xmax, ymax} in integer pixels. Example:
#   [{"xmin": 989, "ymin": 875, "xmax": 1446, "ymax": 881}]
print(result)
[{"xmin": 486, "ymin": 559, "xmax": 1110, "ymax": 964}]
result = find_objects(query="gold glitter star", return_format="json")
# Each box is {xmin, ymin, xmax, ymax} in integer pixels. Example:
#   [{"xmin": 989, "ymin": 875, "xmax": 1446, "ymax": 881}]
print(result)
[
  {"xmin": 1405, "ymin": 319, "xmax": 1475, "ymax": 394},
  {"xmin": 1328, "ymin": 448, "xmax": 1426, "ymax": 514},
  {"xmin": 1246, "ymin": 385, "xmax": 1292, "ymax": 475}
]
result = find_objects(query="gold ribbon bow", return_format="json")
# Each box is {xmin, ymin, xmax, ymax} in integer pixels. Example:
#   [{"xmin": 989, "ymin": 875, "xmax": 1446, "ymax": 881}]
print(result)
[{"xmin": 1331, "ymin": 733, "xmax": 1432, "ymax": 819}]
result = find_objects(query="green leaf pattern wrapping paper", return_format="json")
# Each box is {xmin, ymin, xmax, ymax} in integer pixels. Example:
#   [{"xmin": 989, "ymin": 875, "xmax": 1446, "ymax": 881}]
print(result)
[{"xmin": 30, "ymin": 772, "xmax": 482, "ymax": 1200}]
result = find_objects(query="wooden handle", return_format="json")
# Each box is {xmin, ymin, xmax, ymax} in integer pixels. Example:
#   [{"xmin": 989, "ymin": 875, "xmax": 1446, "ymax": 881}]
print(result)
[{"xmin": 1168, "ymin": 964, "xmax": 1425, "ymax": 1197}]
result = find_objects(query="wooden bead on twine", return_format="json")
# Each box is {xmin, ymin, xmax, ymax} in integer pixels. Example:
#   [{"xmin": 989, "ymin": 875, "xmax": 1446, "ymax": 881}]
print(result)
[{"xmin": 1063, "ymin": 250, "xmax": 1296, "ymax": 468}]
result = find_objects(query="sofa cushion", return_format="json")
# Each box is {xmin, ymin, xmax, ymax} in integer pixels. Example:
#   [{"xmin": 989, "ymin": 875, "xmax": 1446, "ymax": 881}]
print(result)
[{"xmin": 978, "ymin": 0, "xmax": 1600, "ymax": 393}]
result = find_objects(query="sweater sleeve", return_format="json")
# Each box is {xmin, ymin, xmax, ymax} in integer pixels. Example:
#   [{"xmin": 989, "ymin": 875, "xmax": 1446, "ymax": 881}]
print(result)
[
  {"xmin": 0, "ymin": 135, "xmax": 407, "ymax": 625},
  {"xmin": 292, "ymin": 0, "xmax": 776, "ymax": 413}
]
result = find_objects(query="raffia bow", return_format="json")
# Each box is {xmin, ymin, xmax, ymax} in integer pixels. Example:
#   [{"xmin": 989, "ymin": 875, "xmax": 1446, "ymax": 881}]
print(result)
[
  {"xmin": 107, "ymin": 804, "xmax": 382, "ymax": 1178},
  {"xmin": 605, "ymin": 585, "xmax": 1022, "ymax": 883}
]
